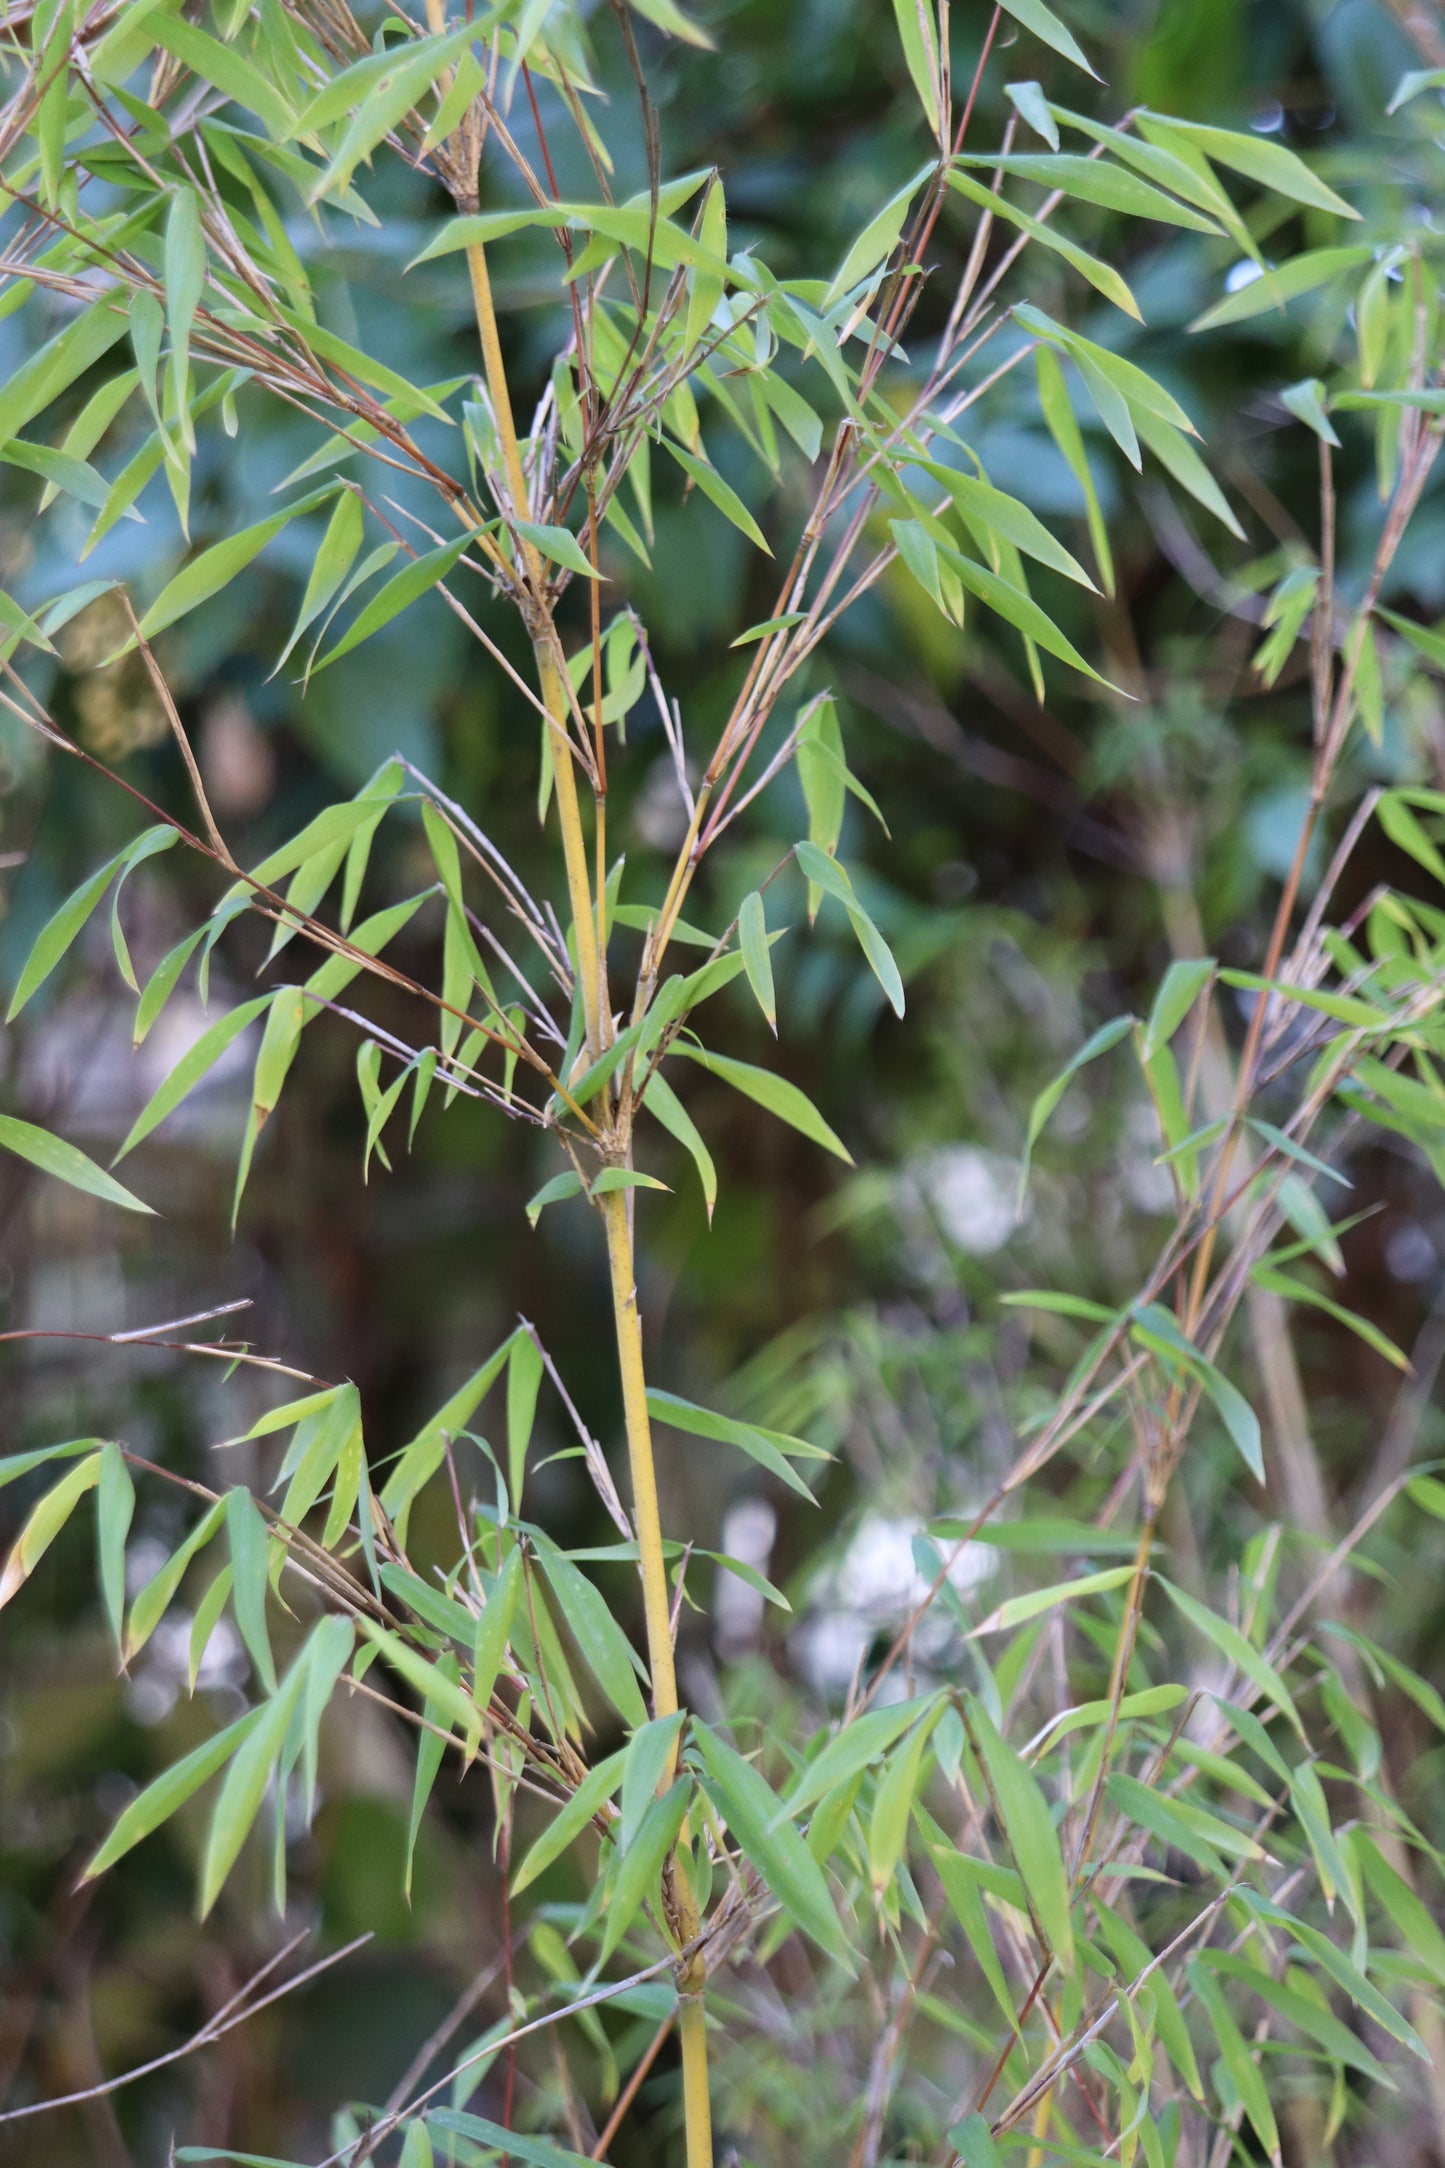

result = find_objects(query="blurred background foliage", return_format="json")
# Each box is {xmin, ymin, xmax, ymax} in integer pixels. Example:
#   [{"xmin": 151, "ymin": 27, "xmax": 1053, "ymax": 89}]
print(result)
[{"xmin": 5, "ymin": 0, "xmax": 1445, "ymax": 2160}]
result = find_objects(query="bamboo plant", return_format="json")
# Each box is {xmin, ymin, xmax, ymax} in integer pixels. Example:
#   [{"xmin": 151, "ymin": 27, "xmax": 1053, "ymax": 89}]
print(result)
[{"xmin": 4, "ymin": 0, "xmax": 1445, "ymax": 2162}]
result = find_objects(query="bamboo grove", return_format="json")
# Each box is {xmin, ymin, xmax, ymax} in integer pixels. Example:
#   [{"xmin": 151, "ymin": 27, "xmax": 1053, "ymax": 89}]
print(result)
[{"xmin": 4, "ymin": 0, "xmax": 1445, "ymax": 2162}]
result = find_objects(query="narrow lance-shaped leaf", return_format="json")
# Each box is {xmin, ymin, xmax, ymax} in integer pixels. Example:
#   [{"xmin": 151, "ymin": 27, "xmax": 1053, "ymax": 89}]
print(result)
[
  {"xmin": 0, "ymin": 1113, "xmax": 156, "ymax": 1215},
  {"xmin": 115, "ymin": 994, "xmax": 274, "ymax": 1162},
  {"xmin": 313, "ymin": 535, "xmax": 471, "ymax": 672},
  {"xmin": 675, "ymin": 1044, "xmax": 852, "ymax": 1163},
  {"xmin": 964, "ymin": 1692, "xmax": 1075, "ymax": 1974},
  {"xmin": 738, "ymin": 890, "xmax": 777, "ymax": 1032},
  {"xmin": 645, "ymin": 1073, "xmax": 718, "ymax": 1222},
  {"xmin": 892, "ymin": 0, "xmax": 942, "ymax": 135},
  {"xmin": 0, "ymin": 1451, "xmax": 103, "ymax": 1611},
  {"xmin": 85, "ymin": 1708, "xmax": 264, "ymax": 1880},
  {"xmin": 600, "ymin": 1776, "xmax": 691, "ymax": 1961},
  {"xmin": 1018, "ymin": 1014, "xmax": 1133, "ymax": 1204},
  {"xmin": 96, "ymin": 1442, "xmax": 134, "ymax": 1654},
  {"xmin": 511, "ymin": 1749, "xmax": 626, "ymax": 1895},
  {"xmin": 691, "ymin": 1721, "xmax": 853, "ymax": 1965},
  {"xmin": 225, "ymin": 1486, "xmax": 278, "ymax": 1693},
  {"xmin": 199, "ymin": 1656, "xmax": 311, "ymax": 1916},
  {"xmin": 647, "ymin": 1387, "xmax": 826, "ymax": 1503}
]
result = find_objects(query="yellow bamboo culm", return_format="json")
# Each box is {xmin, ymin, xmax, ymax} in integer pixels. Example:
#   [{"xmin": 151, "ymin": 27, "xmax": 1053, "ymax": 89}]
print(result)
[
  {"xmin": 601, "ymin": 1187, "xmax": 681, "ymax": 1722},
  {"xmin": 463, "ymin": 192, "xmax": 710, "ymax": 2168},
  {"xmin": 679, "ymin": 1994, "xmax": 714, "ymax": 2168},
  {"xmin": 463, "ymin": 238, "xmax": 605, "ymax": 1055}
]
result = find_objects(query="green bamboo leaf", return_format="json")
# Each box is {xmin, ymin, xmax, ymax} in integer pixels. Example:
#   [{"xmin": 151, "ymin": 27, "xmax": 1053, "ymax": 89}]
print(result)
[
  {"xmin": 1189, "ymin": 246, "xmax": 1373, "ymax": 332},
  {"xmin": 225, "ymin": 1487, "xmax": 277, "ymax": 1693},
  {"xmin": 0, "ymin": 1450, "xmax": 103, "ymax": 1611},
  {"xmin": 645, "ymin": 1073, "xmax": 718, "ymax": 1222},
  {"xmin": 971, "ymin": 1564, "xmax": 1134, "ymax": 1637},
  {"xmin": 964, "ymin": 1693, "xmax": 1074, "ymax": 1974},
  {"xmin": 527, "ymin": 1170, "xmax": 586, "ymax": 1226},
  {"xmin": 1033, "ymin": 1683, "xmax": 1187, "ymax": 1751},
  {"xmin": 868, "ymin": 1708, "xmax": 937, "ymax": 1892},
  {"xmin": 405, "ymin": 1651, "xmax": 458, "ymax": 1902},
  {"xmin": 138, "ymin": 511, "xmax": 297, "ymax": 639},
  {"xmin": 85, "ymin": 1707, "xmax": 263, "ymax": 1879},
  {"xmin": 621, "ymin": 1712, "xmax": 688, "ymax": 1851},
  {"xmin": 96, "ymin": 1442, "xmax": 134, "ymax": 1654},
  {"xmin": 663, "ymin": 441, "xmax": 771, "ymax": 552},
  {"xmin": 825, "ymin": 172, "xmax": 928, "ymax": 307},
  {"xmin": 115, "ymin": 994, "xmax": 273, "ymax": 1162},
  {"xmin": 1158, "ymin": 1575, "xmax": 1302, "ymax": 1737},
  {"xmin": 1243, "ymin": 1887, "xmax": 1429, "ymax": 2060},
  {"xmin": 1005, "ymin": 81, "xmax": 1059, "ymax": 149},
  {"xmin": 8, "ymin": 845, "xmax": 128, "ymax": 1018},
  {"xmin": 1203, "ymin": 1951, "xmax": 1391, "ymax": 2086},
  {"xmin": 1251, "ymin": 1264, "xmax": 1408, "ymax": 1369},
  {"xmin": 793, "ymin": 842, "xmax": 906, "ymax": 1016},
  {"xmin": 165, "ymin": 187, "xmax": 206, "ymax": 437},
  {"xmin": 691, "ymin": 1722, "xmax": 853, "ymax": 1964},
  {"xmin": 0, "ymin": 1113, "xmax": 155, "ymax": 1215},
  {"xmin": 533, "ymin": 1541, "xmax": 649, "ymax": 1726},
  {"xmin": 1143, "ymin": 958, "xmax": 1214, "ymax": 1060},
  {"xmin": 627, "ymin": 0, "xmax": 714, "ymax": 48},
  {"xmin": 380, "ymin": 1337, "xmax": 515, "ymax": 1529},
  {"xmin": 939, "ymin": 542, "xmax": 1118, "ymax": 686},
  {"xmin": 357, "ymin": 1620, "xmax": 482, "ymax": 1753},
  {"xmin": 1, "ymin": 438, "xmax": 114, "ymax": 511},
  {"xmin": 1141, "ymin": 113, "xmax": 1359, "ymax": 220},
  {"xmin": 998, "ymin": 0, "xmax": 1099, "ymax": 75},
  {"xmin": 277, "ymin": 1385, "xmax": 362, "ymax": 1530},
  {"xmin": 919, "ymin": 459, "xmax": 1097, "ymax": 587},
  {"xmin": 738, "ymin": 891, "xmax": 777, "ymax": 1032},
  {"xmin": 600, "ymin": 1776, "xmax": 690, "ymax": 1961},
  {"xmin": 949, "ymin": 2112, "xmax": 1001, "ymax": 2168},
  {"xmin": 305, "ymin": 23, "xmax": 480, "ymax": 200},
  {"xmin": 507, "ymin": 1333, "xmax": 544, "ymax": 1516},
  {"xmin": 892, "ymin": 0, "xmax": 941, "ymax": 133},
  {"xmin": 199, "ymin": 1659, "xmax": 310, "ymax": 1915},
  {"xmin": 931, "ymin": 1851, "xmax": 1021, "ymax": 2029},
  {"xmin": 511, "ymin": 1749, "xmax": 626, "ymax": 1894},
  {"xmin": 1019, "ymin": 1014, "xmax": 1133, "ymax": 1201},
  {"xmin": 126, "ymin": 1500, "xmax": 227, "ymax": 1659},
  {"xmin": 1187, "ymin": 1958, "xmax": 1282, "ymax": 2165},
  {"xmin": 426, "ymin": 2114, "xmax": 594, "ymax": 2168},
  {"xmin": 954, "ymin": 151, "xmax": 1219, "ymax": 231},
  {"xmin": 0, "ymin": 297, "xmax": 130, "ymax": 447},
  {"xmin": 1105, "ymin": 1771, "xmax": 1264, "ymax": 1873},
  {"xmin": 313, "ymin": 535, "xmax": 470, "ymax": 671},
  {"xmin": 1130, "ymin": 1305, "xmax": 1264, "ymax": 1483},
  {"xmin": 686, "ymin": 178, "xmax": 728, "ymax": 349},
  {"xmin": 647, "ymin": 1388, "xmax": 825, "ymax": 1503},
  {"xmin": 276, "ymin": 490, "xmax": 363, "ymax": 670},
  {"xmin": 473, "ymin": 1546, "xmax": 522, "ymax": 1711},
  {"xmin": 589, "ymin": 1168, "xmax": 669, "ymax": 1202},
  {"xmin": 134, "ymin": 928, "xmax": 204, "ymax": 1047},
  {"xmin": 787, "ymin": 1696, "xmax": 941, "ymax": 1815},
  {"xmin": 1354, "ymin": 1832, "xmax": 1445, "ymax": 1984},
  {"xmin": 190, "ymin": 1570, "xmax": 234, "ymax": 1695},
  {"xmin": 1034, "ymin": 346, "xmax": 1112, "ymax": 594},
  {"xmin": 0, "ymin": 588, "xmax": 60, "ymax": 659},
  {"xmin": 150, "ymin": 13, "xmax": 296, "ymax": 135},
  {"xmin": 1280, "ymin": 376, "xmax": 1340, "ymax": 447},
  {"xmin": 676, "ymin": 1045, "xmax": 852, "ymax": 1163},
  {"xmin": 513, "ymin": 518, "xmax": 600, "ymax": 581},
  {"xmin": 946, "ymin": 169, "xmax": 1137, "ymax": 317}
]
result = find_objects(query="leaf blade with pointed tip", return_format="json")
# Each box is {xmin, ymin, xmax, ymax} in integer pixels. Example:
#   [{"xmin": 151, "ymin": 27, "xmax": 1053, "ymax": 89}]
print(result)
[
  {"xmin": 0, "ymin": 1114, "xmax": 156, "ymax": 1215},
  {"xmin": 738, "ymin": 891, "xmax": 777, "ymax": 1031},
  {"xmin": 675, "ymin": 1045, "xmax": 852, "ymax": 1162}
]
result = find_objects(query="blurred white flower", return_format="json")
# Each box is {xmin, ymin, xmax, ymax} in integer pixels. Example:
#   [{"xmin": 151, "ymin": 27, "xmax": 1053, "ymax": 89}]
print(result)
[{"xmin": 923, "ymin": 1146, "xmax": 1017, "ymax": 1255}]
